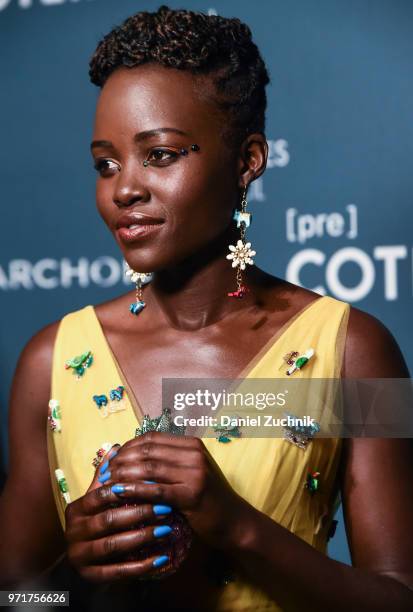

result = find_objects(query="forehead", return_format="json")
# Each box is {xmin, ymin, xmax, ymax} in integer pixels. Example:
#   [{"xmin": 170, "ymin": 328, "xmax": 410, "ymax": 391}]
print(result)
[{"xmin": 93, "ymin": 63, "xmax": 223, "ymax": 139}]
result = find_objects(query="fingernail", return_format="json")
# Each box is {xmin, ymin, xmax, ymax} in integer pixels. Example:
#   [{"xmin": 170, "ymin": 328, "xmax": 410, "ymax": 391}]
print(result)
[
  {"xmin": 153, "ymin": 555, "xmax": 169, "ymax": 568},
  {"xmin": 98, "ymin": 471, "xmax": 111, "ymax": 483},
  {"xmin": 100, "ymin": 460, "xmax": 109, "ymax": 474},
  {"xmin": 153, "ymin": 525, "xmax": 172, "ymax": 538},
  {"xmin": 144, "ymin": 480, "xmax": 156, "ymax": 484},
  {"xmin": 153, "ymin": 505, "xmax": 172, "ymax": 516},
  {"xmin": 111, "ymin": 484, "xmax": 125, "ymax": 494},
  {"xmin": 108, "ymin": 450, "xmax": 118, "ymax": 460}
]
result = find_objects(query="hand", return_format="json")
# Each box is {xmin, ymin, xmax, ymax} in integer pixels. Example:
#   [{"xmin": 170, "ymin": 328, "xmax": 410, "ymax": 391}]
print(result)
[
  {"xmin": 65, "ymin": 445, "xmax": 175, "ymax": 583},
  {"xmin": 100, "ymin": 432, "xmax": 251, "ymax": 551}
]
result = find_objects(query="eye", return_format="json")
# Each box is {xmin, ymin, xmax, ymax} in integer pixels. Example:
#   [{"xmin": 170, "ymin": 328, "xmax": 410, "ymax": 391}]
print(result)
[
  {"xmin": 145, "ymin": 148, "xmax": 179, "ymax": 166},
  {"xmin": 93, "ymin": 159, "xmax": 120, "ymax": 177}
]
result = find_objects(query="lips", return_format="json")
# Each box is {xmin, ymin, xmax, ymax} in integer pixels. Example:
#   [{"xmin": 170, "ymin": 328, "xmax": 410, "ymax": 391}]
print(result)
[
  {"xmin": 115, "ymin": 212, "xmax": 165, "ymax": 244},
  {"xmin": 116, "ymin": 212, "xmax": 165, "ymax": 230}
]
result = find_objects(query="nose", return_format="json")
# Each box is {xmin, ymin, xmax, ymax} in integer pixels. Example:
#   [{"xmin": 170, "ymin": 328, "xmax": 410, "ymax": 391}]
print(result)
[{"xmin": 112, "ymin": 164, "xmax": 150, "ymax": 208}]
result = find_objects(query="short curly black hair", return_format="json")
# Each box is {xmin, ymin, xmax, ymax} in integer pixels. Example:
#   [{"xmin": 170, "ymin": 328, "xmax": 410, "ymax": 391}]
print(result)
[{"xmin": 89, "ymin": 5, "xmax": 270, "ymax": 151}]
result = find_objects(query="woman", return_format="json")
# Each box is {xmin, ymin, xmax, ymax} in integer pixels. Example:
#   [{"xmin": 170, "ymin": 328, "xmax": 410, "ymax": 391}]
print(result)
[{"xmin": 1, "ymin": 5, "xmax": 413, "ymax": 610}]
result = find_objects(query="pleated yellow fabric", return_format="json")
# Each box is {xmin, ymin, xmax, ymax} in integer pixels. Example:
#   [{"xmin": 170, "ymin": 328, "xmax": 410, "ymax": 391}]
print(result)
[{"xmin": 47, "ymin": 294, "xmax": 350, "ymax": 611}]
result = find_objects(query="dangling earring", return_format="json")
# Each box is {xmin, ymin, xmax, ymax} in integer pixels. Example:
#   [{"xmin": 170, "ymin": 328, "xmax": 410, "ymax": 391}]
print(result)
[
  {"xmin": 124, "ymin": 261, "xmax": 153, "ymax": 315},
  {"xmin": 226, "ymin": 185, "xmax": 255, "ymax": 298}
]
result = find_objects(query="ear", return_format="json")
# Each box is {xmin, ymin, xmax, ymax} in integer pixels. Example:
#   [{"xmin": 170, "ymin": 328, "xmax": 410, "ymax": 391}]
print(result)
[
  {"xmin": 238, "ymin": 133, "xmax": 268, "ymax": 189},
  {"xmin": 86, "ymin": 443, "xmax": 121, "ymax": 494}
]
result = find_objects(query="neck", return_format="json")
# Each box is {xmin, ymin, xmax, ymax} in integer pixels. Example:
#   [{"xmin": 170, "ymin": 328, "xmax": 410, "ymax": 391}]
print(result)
[{"xmin": 144, "ymin": 226, "xmax": 262, "ymax": 331}]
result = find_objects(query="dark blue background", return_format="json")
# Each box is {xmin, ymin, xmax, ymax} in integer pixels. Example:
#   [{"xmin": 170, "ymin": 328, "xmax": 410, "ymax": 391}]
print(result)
[{"xmin": 2, "ymin": 0, "xmax": 413, "ymax": 566}]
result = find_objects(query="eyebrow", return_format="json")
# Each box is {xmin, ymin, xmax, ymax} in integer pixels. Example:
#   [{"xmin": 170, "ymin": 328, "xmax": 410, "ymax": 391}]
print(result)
[{"xmin": 90, "ymin": 127, "xmax": 189, "ymax": 150}]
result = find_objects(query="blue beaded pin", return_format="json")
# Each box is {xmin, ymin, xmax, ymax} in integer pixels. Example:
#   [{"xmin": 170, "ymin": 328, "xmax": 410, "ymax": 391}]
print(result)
[
  {"xmin": 93, "ymin": 394, "xmax": 108, "ymax": 408},
  {"xmin": 65, "ymin": 350, "xmax": 93, "ymax": 378},
  {"xmin": 93, "ymin": 386, "xmax": 127, "ymax": 419},
  {"xmin": 109, "ymin": 385, "xmax": 124, "ymax": 401}
]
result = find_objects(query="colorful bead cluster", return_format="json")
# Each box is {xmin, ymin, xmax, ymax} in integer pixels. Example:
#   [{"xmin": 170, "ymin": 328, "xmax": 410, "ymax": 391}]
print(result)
[
  {"xmin": 92, "ymin": 442, "xmax": 115, "ymax": 468},
  {"xmin": 65, "ymin": 350, "xmax": 93, "ymax": 378},
  {"xmin": 305, "ymin": 470, "xmax": 321, "ymax": 495},
  {"xmin": 48, "ymin": 399, "xmax": 62, "ymax": 432},
  {"xmin": 282, "ymin": 412, "xmax": 320, "ymax": 450}
]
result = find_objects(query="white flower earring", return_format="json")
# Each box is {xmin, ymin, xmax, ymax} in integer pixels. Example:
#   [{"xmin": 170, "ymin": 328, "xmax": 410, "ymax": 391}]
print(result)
[
  {"xmin": 226, "ymin": 185, "xmax": 256, "ymax": 298},
  {"xmin": 124, "ymin": 261, "xmax": 153, "ymax": 315}
]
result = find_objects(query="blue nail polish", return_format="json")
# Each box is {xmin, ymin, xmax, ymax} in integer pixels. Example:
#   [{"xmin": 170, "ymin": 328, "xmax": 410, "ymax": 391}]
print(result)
[
  {"xmin": 111, "ymin": 484, "xmax": 125, "ymax": 494},
  {"xmin": 153, "ymin": 505, "xmax": 172, "ymax": 516},
  {"xmin": 108, "ymin": 450, "xmax": 118, "ymax": 459},
  {"xmin": 98, "ymin": 471, "xmax": 111, "ymax": 483},
  {"xmin": 153, "ymin": 555, "xmax": 169, "ymax": 568},
  {"xmin": 100, "ymin": 460, "xmax": 109, "ymax": 474},
  {"xmin": 144, "ymin": 480, "xmax": 156, "ymax": 484},
  {"xmin": 153, "ymin": 525, "xmax": 172, "ymax": 538}
]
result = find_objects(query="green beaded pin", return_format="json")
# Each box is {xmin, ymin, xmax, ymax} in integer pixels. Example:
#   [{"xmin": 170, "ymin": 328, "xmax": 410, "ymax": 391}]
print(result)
[
  {"xmin": 213, "ymin": 422, "xmax": 242, "ymax": 443},
  {"xmin": 55, "ymin": 468, "xmax": 71, "ymax": 503},
  {"xmin": 305, "ymin": 470, "xmax": 320, "ymax": 495},
  {"xmin": 65, "ymin": 350, "xmax": 93, "ymax": 378},
  {"xmin": 286, "ymin": 348, "xmax": 314, "ymax": 376}
]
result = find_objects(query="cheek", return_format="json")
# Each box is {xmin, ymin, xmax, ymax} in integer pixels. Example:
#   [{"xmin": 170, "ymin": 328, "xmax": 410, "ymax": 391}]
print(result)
[
  {"xmin": 95, "ymin": 179, "xmax": 114, "ymax": 223},
  {"xmin": 160, "ymin": 165, "xmax": 235, "ymax": 237}
]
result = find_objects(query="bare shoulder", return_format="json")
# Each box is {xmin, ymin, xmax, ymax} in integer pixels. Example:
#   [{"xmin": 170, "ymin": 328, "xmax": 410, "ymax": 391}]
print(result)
[
  {"xmin": 342, "ymin": 304, "xmax": 410, "ymax": 377},
  {"xmin": 11, "ymin": 318, "xmax": 62, "ymax": 421},
  {"xmin": 16, "ymin": 319, "xmax": 61, "ymax": 383},
  {"xmin": 257, "ymin": 273, "xmax": 324, "ymax": 314}
]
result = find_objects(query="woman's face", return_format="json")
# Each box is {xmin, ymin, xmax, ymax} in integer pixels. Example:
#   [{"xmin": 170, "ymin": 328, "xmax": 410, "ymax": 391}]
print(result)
[{"xmin": 91, "ymin": 63, "xmax": 243, "ymax": 273}]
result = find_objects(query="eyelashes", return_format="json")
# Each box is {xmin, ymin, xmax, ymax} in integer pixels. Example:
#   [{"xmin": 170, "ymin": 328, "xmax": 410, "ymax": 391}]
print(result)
[
  {"xmin": 93, "ymin": 159, "xmax": 120, "ymax": 176},
  {"xmin": 145, "ymin": 148, "xmax": 179, "ymax": 165},
  {"xmin": 93, "ymin": 148, "xmax": 179, "ymax": 177}
]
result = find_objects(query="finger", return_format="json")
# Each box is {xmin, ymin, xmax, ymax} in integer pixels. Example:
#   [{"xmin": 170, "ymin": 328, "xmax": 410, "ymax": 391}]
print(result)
[
  {"xmin": 78, "ymin": 553, "xmax": 172, "ymax": 584},
  {"xmin": 110, "ymin": 481, "xmax": 191, "ymax": 508},
  {"xmin": 121, "ymin": 431, "xmax": 204, "ymax": 452},
  {"xmin": 70, "ymin": 522, "xmax": 173, "ymax": 564},
  {"xmin": 107, "ymin": 462, "xmax": 200, "ymax": 487},
  {"xmin": 66, "ymin": 500, "xmax": 173, "ymax": 542},
  {"xmin": 108, "ymin": 443, "xmax": 204, "ymax": 472},
  {"xmin": 67, "ymin": 477, "xmax": 128, "ymax": 519}
]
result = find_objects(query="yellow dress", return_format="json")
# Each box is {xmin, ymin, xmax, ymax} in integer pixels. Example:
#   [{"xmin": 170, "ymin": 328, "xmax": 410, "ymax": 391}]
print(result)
[{"xmin": 47, "ymin": 294, "xmax": 350, "ymax": 611}]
